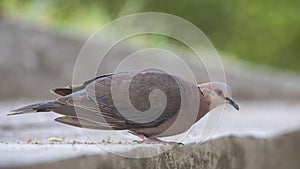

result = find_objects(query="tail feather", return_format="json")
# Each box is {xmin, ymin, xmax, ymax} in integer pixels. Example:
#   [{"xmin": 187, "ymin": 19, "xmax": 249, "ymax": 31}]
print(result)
[{"xmin": 8, "ymin": 101, "xmax": 61, "ymax": 116}]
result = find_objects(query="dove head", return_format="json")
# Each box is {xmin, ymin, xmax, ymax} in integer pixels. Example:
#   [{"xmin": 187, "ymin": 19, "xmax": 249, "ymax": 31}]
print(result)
[{"xmin": 198, "ymin": 82, "xmax": 239, "ymax": 111}]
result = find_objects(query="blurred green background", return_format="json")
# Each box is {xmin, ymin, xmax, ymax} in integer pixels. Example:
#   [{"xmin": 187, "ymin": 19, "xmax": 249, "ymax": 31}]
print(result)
[{"xmin": 0, "ymin": 0, "xmax": 299, "ymax": 73}]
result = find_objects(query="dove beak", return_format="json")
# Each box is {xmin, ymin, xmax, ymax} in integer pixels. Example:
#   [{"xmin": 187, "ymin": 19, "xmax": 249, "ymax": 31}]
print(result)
[{"xmin": 226, "ymin": 97, "xmax": 239, "ymax": 111}]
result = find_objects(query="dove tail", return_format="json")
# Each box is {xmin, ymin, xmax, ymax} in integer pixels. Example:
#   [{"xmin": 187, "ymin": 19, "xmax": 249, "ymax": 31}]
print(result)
[{"xmin": 8, "ymin": 101, "xmax": 62, "ymax": 116}]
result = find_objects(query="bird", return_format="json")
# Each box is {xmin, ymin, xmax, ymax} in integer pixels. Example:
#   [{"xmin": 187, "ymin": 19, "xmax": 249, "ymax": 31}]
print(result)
[{"xmin": 8, "ymin": 70, "xmax": 239, "ymax": 144}]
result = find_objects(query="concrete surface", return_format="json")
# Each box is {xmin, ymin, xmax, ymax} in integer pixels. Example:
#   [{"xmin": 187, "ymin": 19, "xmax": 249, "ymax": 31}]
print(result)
[
  {"xmin": 1, "ymin": 101, "xmax": 300, "ymax": 168},
  {"xmin": 2, "ymin": 128, "xmax": 300, "ymax": 169},
  {"xmin": 9, "ymin": 131, "xmax": 300, "ymax": 169}
]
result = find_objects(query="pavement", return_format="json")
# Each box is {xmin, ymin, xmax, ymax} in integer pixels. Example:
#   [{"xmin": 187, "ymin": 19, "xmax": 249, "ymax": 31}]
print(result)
[{"xmin": 1, "ymin": 100, "xmax": 300, "ymax": 168}]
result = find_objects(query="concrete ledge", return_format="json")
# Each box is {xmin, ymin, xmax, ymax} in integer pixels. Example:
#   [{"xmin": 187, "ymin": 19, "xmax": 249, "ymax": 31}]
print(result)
[{"xmin": 6, "ymin": 130, "xmax": 300, "ymax": 169}]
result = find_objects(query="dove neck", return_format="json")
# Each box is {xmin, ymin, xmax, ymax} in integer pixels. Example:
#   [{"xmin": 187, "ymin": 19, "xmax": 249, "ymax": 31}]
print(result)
[{"xmin": 195, "ymin": 93, "xmax": 211, "ymax": 122}]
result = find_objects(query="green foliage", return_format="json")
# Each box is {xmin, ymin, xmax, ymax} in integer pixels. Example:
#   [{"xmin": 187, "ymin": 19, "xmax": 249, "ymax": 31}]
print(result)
[{"xmin": 0, "ymin": 0, "xmax": 299, "ymax": 72}]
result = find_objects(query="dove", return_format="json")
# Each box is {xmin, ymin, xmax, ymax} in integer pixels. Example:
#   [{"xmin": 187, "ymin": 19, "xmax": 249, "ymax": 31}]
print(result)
[{"xmin": 9, "ymin": 70, "xmax": 239, "ymax": 144}]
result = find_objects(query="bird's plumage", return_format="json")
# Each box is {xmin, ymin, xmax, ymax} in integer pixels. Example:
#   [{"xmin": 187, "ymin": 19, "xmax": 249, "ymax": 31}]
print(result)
[{"xmin": 9, "ymin": 70, "xmax": 237, "ymax": 139}]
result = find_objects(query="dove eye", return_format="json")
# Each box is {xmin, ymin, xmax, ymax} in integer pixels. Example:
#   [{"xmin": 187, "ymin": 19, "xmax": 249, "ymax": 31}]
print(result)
[{"xmin": 215, "ymin": 89, "xmax": 224, "ymax": 97}]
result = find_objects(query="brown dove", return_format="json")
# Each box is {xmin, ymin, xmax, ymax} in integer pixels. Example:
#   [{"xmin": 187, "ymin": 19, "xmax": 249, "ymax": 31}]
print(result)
[{"xmin": 8, "ymin": 70, "xmax": 239, "ymax": 144}]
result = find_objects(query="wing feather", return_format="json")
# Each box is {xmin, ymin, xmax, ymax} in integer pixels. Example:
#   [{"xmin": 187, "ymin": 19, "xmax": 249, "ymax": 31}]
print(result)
[
  {"xmin": 55, "ymin": 116, "xmax": 116, "ymax": 130},
  {"xmin": 53, "ymin": 71, "xmax": 189, "ymax": 130}
]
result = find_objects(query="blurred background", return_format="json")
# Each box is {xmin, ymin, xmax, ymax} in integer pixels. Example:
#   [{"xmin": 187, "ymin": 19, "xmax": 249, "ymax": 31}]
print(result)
[
  {"xmin": 0, "ymin": 0, "xmax": 300, "ymax": 100},
  {"xmin": 0, "ymin": 0, "xmax": 300, "ymax": 167},
  {"xmin": 1, "ymin": 0, "xmax": 300, "ymax": 71}
]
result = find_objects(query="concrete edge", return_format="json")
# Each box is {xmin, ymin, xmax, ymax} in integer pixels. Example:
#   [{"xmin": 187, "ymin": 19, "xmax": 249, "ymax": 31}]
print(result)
[{"xmin": 6, "ymin": 130, "xmax": 300, "ymax": 169}]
